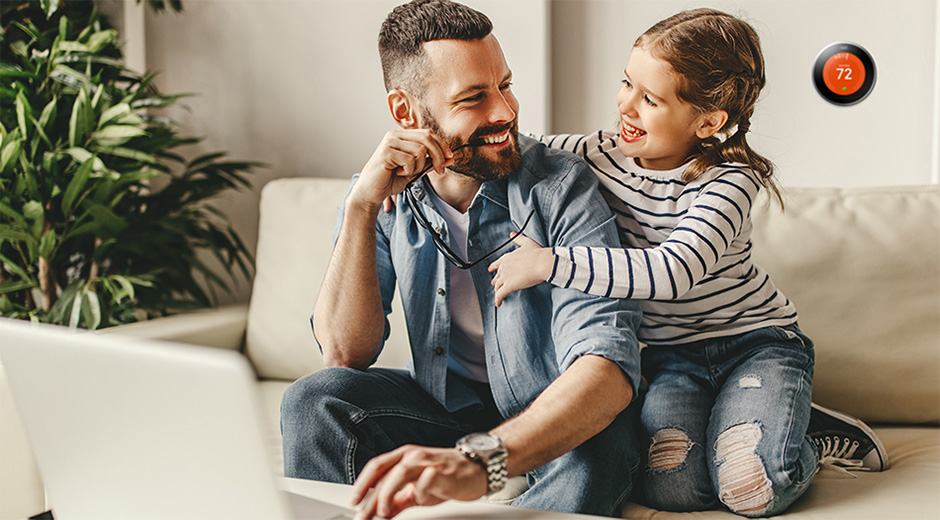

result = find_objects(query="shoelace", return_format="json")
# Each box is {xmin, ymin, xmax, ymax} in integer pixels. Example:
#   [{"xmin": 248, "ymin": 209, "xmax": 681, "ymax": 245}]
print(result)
[{"xmin": 814, "ymin": 435, "xmax": 868, "ymax": 477}]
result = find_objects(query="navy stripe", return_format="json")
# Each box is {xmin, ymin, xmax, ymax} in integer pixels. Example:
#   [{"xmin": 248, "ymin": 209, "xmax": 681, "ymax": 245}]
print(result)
[
  {"xmin": 670, "ymin": 230, "xmax": 715, "ymax": 269},
  {"xmin": 604, "ymin": 248, "xmax": 614, "ymax": 298},
  {"xmin": 661, "ymin": 250, "xmax": 678, "ymax": 299},
  {"xmin": 643, "ymin": 273, "xmax": 774, "ymax": 321},
  {"xmin": 596, "ymin": 168, "xmax": 695, "ymax": 203},
  {"xmin": 662, "ymin": 246, "xmax": 692, "ymax": 295},
  {"xmin": 684, "ymin": 216, "xmax": 729, "ymax": 250},
  {"xmin": 585, "ymin": 247, "xmax": 596, "ymax": 294},
  {"xmin": 563, "ymin": 248, "xmax": 576, "ymax": 289},
  {"xmin": 549, "ymin": 249, "xmax": 560, "ymax": 282},
  {"xmin": 713, "ymin": 176, "xmax": 754, "ymax": 206},
  {"xmin": 708, "ymin": 191, "xmax": 745, "ymax": 224},
  {"xmin": 640, "ymin": 312, "xmax": 799, "ymax": 345},
  {"xmin": 626, "ymin": 249, "xmax": 635, "ymax": 299},
  {"xmin": 642, "ymin": 249, "xmax": 656, "ymax": 298},
  {"xmin": 698, "ymin": 205, "xmax": 735, "ymax": 231}
]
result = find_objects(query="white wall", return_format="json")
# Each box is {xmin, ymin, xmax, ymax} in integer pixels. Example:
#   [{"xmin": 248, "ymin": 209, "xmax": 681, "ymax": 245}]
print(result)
[
  {"xmin": 104, "ymin": 0, "xmax": 939, "ymax": 304},
  {"xmin": 123, "ymin": 0, "xmax": 549, "ymax": 304},
  {"xmin": 550, "ymin": 0, "xmax": 940, "ymax": 188}
]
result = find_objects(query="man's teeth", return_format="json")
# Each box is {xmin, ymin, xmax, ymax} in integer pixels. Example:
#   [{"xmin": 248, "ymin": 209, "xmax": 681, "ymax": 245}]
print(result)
[{"xmin": 483, "ymin": 132, "xmax": 510, "ymax": 145}]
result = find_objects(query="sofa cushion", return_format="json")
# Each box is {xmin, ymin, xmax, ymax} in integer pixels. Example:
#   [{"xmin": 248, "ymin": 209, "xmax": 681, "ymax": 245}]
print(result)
[
  {"xmin": 750, "ymin": 186, "xmax": 939, "ymax": 424},
  {"xmin": 245, "ymin": 178, "xmax": 412, "ymax": 381},
  {"xmin": 620, "ymin": 426, "xmax": 940, "ymax": 519}
]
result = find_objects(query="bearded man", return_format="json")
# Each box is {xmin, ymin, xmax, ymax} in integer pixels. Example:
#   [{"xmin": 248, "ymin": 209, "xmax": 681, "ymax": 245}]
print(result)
[{"xmin": 280, "ymin": 1, "xmax": 642, "ymax": 518}]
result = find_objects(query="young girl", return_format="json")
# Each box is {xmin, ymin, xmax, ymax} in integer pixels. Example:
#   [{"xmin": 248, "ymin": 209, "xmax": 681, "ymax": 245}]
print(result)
[{"xmin": 489, "ymin": 8, "xmax": 886, "ymax": 517}]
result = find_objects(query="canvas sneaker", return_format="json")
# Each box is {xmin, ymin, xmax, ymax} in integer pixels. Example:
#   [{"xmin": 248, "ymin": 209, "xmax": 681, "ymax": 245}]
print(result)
[{"xmin": 808, "ymin": 403, "xmax": 889, "ymax": 473}]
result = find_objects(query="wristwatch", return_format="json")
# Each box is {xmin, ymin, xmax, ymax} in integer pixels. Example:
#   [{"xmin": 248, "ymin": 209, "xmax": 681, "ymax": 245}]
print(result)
[{"xmin": 456, "ymin": 432, "xmax": 508, "ymax": 494}]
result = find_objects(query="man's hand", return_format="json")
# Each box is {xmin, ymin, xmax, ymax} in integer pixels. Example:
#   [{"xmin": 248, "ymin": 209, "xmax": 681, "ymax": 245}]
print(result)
[
  {"xmin": 488, "ymin": 234, "xmax": 554, "ymax": 307},
  {"xmin": 352, "ymin": 129, "xmax": 453, "ymax": 210},
  {"xmin": 350, "ymin": 445, "xmax": 487, "ymax": 520}
]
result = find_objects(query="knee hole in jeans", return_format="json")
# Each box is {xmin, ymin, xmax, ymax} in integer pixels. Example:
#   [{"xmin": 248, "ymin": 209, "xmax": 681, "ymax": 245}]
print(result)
[
  {"xmin": 648, "ymin": 428, "xmax": 693, "ymax": 471},
  {"xmin": 715, "ymin": 423, "xmax": 774, "ymax": 516}
]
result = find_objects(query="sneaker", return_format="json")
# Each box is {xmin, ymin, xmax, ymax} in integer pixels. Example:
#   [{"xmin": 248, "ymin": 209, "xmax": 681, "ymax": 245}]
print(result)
[{"xmin": 808, "ymin": 403, "xmax": 889, "ymax": 473}]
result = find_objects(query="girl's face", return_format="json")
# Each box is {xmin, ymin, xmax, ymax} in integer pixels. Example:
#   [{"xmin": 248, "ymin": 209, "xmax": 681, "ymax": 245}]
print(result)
[{"xmin": 616, "ymin": 46, "xmax": 711, "ymax": 170}]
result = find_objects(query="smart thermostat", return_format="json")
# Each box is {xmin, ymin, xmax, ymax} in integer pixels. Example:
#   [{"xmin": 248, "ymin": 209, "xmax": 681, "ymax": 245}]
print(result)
[{"xmin": 812, "ymin": 42, "xmax": 876, "ymax": 106}]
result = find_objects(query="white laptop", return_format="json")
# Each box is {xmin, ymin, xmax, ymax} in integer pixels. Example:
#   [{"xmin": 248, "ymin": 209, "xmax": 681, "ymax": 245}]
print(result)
[{"xmin": 0, "ymin": 318, "xmax": 355, "ymax": 520}]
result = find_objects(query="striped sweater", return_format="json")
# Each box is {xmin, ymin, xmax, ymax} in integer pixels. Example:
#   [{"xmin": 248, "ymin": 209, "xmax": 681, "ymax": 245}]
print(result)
[{"xmin": 536, "ymin": 131, "xmax": 797, "ymax": 346}]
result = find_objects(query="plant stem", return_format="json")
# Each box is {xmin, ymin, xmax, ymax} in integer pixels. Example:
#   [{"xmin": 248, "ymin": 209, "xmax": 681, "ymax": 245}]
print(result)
[
  {"xmin": 89, "ymin": 237, "xmax": 101, "ymax": 282},
  {"xmin": 38, "ymin": 220, "xmax": 57, "ymax": 311},
  {"xmin": 38, "ymin": 256, "xmax": 54, "ymax": 311}
]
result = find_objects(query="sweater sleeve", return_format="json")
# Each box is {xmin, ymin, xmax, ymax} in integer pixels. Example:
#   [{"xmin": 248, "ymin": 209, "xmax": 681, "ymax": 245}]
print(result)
[{"xmin": 547, "ymin": 170, "xmax": 760, "ymax": 300}]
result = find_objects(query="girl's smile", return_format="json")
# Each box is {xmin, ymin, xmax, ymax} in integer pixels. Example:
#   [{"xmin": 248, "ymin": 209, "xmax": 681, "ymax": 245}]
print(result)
[
  {"xmin": 616, "ymin": 46, "xmax": 716, "ymax": 171},
  {"xmin": 620, "ymin": 121, "xmax": 647, "ymax": 143}
]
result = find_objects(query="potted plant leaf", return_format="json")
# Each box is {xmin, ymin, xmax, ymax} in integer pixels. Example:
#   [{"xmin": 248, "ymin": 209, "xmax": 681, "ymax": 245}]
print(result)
[{"xmin": 0, "ymin": 0, "xmax": 259, "ymax": 329}]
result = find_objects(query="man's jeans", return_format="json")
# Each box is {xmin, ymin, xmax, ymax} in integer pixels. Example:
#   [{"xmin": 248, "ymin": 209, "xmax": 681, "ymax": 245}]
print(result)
[
  {"xmin": 639, "ymin": 325, "xmax": 818, "ymax": 517},
  {"xmin": 281, "ymin": 367, "xmax": 641, "ymax": 517}
]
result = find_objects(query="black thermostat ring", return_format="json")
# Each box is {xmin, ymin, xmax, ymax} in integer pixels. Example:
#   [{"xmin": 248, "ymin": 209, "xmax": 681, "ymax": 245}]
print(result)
[{"xmin": 812, "ymin": 42, "xmax": 876, "ymax": 106}]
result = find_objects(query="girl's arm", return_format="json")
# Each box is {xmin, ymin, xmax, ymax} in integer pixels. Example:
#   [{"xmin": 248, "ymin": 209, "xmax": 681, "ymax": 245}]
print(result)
[{"xmin": 492, "ymin": 170, "xmax": 760, "ymax": 302}]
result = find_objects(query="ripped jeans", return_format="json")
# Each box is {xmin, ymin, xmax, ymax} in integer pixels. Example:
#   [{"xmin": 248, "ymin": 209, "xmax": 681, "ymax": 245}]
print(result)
[{"xmin": 639, "ymin": 325, "xmax": 818, "ymax": 517}]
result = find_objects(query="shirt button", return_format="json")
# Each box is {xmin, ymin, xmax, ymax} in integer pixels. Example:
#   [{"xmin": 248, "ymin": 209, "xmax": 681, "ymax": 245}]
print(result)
[
  {"xmin": 434, "ymin": 347, "xmax": 444, "ymax": 355},
  {"xmin": 434, "ymin": 226, "xmax": 443, "ymax": 234},
  {"xmin": 437, "ymin": 288, "xmax": 445, "ymax": 296}
]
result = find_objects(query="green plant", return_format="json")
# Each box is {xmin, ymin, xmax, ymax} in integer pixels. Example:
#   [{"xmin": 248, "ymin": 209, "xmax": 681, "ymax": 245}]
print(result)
[{"xmin": 0, "ymin": 1, "xmax": 258, "ymax": 329}]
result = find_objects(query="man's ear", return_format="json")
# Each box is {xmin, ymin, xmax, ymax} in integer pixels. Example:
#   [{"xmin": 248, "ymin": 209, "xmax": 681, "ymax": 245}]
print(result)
[
  {"xmin": 695, "ymin": 110, "xmax": 729, "ymax": 139},
  {"xmin": 388, "ymin": 89, "xmax": 419, "ymax": 129}
]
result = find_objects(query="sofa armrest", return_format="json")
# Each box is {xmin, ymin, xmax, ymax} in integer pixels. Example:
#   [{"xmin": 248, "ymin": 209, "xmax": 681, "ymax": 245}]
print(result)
[
  {"xmin": 0, "ymin": 364, "xmax": 46, "ymax": 519},
  {"xmin": 97, "ymin": 304, "xmax": 249, "ymax": 351}
]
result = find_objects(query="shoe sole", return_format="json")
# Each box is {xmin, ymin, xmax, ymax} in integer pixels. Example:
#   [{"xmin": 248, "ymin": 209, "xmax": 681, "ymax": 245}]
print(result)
[{"xmin": 811, "ymin": 402, "xmax": 890, "ymax": 470}]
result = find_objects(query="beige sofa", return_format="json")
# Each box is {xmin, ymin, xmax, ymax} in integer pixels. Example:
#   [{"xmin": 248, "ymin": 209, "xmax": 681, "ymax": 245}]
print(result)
[{"xmin": 2, "ymin": 178, "xmax": 938, "ymax": 519}]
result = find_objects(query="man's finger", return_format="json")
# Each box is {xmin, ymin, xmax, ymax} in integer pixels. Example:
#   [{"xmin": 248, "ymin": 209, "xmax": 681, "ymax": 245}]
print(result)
[
  {"xmin": 351, "ymin": 449, "xmax": 406, "ymax": 505},
  {"xmin": 373, "ymin": 457, "xmax": 423, "ymax": 518}
]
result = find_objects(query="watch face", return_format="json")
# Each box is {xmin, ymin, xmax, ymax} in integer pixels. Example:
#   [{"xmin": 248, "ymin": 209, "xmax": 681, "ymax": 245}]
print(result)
[{"xmin": 466, "ymin": 433, "xmax": 500, "ymax": 451}]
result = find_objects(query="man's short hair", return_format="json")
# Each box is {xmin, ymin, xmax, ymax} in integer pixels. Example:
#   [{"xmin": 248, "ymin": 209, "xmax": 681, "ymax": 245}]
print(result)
[{"xmin": 378, "ymin": 0, "xmax": 492, "ymax": 96}]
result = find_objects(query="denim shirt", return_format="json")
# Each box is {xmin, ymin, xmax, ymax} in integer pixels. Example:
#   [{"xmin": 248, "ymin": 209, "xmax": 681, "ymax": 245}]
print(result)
[{"xmin": 318, "ymin": 135, "xmax": 642, "ymax": 417}]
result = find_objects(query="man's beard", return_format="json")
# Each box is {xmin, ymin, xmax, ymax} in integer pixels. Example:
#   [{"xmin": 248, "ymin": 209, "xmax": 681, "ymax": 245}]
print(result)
[{"xmin": 421, "ymin": 108, "xmax": 523, "ymax": 182}]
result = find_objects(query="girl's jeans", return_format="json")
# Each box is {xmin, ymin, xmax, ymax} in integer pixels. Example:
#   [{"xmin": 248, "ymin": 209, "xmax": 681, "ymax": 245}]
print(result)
[
  {"xmin": 280, "ymin": 367, "xmax": 641, "ymax": 517},
  {"xmin": 639, "ymin": 324, "xmax": 818, "ymax": 517}
]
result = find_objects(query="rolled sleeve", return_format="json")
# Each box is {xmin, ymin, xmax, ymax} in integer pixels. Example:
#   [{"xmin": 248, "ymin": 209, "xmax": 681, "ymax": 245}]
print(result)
[{"xmin": 544, "ymin": 159, "xmax": 643, "ymax": 396}]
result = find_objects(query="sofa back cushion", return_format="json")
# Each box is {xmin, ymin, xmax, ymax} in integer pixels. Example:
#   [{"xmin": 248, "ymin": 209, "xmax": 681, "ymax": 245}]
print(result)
[
  {"xmin": 249, "ymin": 178, "xmax": 939, "ymax": 424},
  {"xmin": 245, "ymin": 178, "xmax": 411, "ymax": 381},
  {"xmin": 750, "ymin": 185, "xmax": 939, "ymax": 424}
]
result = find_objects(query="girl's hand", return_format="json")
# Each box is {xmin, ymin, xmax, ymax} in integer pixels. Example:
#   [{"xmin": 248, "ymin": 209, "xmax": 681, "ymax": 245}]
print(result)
[
  {"xmin": 488, "ymin": 234, "xmax": 553, "ymax": 307},
  {"xmin": 382, "ymin": 195, "xmax": 398, "ymax": 213}
]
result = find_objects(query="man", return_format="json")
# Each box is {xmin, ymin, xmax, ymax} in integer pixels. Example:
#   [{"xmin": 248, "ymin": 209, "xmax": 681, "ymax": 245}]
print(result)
[{"xmin": 280, "ymin": 1, "xmax": 642, "ymax": 518}]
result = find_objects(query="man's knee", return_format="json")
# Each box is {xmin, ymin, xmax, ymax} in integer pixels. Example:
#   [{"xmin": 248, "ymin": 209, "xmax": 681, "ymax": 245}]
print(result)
[
  {"xmin": 715, "ymin": 423, "xmax": 774, "ymax": 517},
  {"xmin": 281, "ymin": 367, "xmax": 365, "ymax": 428}
]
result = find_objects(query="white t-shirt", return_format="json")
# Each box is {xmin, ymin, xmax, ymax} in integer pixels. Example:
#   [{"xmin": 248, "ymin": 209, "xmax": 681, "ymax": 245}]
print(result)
[{"xmin": 427, "ymin": 189, "xmax": 489, "ymax": 383}]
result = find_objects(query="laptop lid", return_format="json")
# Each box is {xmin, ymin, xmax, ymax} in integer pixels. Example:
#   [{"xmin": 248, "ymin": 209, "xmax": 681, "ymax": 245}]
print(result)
[{"xmin": 0, "ymin": 318, "xmax": 298, "ymax": 520}]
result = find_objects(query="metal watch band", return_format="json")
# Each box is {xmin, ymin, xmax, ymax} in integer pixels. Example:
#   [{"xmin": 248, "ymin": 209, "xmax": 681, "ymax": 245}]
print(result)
[
  {"xmin": 483, "ymin": 449, "xmax": 508, "ymax": 494},
  {"xmin": 456, "ymin": 433, "xmax": 508, "ymax": 495}
]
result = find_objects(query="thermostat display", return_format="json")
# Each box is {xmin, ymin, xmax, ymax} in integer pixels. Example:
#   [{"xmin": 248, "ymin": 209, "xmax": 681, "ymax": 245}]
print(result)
[{"xmin": 813, "ymin": 42, "xmax": 876, "ymax": 106}]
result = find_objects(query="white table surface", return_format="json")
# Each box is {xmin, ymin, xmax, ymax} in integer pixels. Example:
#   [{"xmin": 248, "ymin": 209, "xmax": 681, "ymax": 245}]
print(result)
[{"xmin": 279, "ymin": 477, "xmax": 601, "ymax": 519}]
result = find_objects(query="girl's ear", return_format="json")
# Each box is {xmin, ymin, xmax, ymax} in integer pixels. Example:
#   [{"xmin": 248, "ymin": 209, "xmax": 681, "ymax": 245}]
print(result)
[
  {"xmin": 696, "ymin": 110, "xmax": 729, "ymax": 139},
  {"xmin": 388, "ymin": 89, "xmax": 419, "ymax": 129}
]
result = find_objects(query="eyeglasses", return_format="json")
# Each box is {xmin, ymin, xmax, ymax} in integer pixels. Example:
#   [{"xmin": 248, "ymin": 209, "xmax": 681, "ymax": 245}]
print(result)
[{"xmin": 403, "ymin": 144, "xmax": 535, "ymax": 270}]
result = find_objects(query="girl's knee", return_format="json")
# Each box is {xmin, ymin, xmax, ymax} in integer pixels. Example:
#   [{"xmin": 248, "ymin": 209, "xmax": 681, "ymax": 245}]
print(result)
[
  {"xmin": 715, "ymin": 423, "xmax": 774, "ymax": 517},
  {"xmin": 643, "ymin": 428, "xmax": 718, "ymax": 512}
]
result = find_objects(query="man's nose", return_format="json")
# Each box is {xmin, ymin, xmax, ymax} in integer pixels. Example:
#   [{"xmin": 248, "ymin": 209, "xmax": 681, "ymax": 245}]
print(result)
[{"xmin": 488, "ymin": 91, "xmax": 517, "ymax": 124}]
